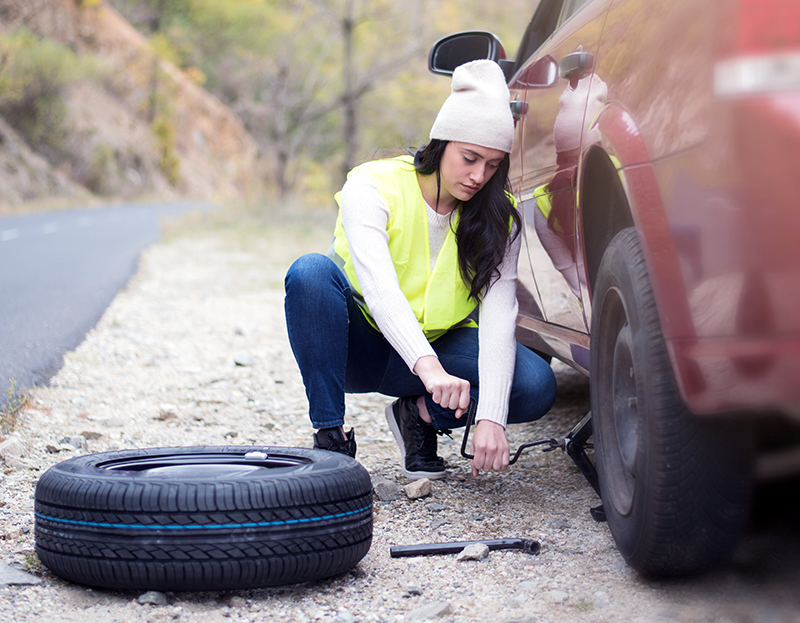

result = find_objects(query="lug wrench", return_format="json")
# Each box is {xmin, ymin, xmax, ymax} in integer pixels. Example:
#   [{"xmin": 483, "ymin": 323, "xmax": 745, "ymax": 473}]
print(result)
[{"xmin": 390, "ymin": 537, "xmax": 540, "ymax": 558}]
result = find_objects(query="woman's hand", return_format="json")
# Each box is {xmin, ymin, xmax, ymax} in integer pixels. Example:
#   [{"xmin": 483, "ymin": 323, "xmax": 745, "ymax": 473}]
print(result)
[
  {"xmin": 413, "ymin": 355, "xmax": 471, "ymax": 418},
  {"xmin": 470, "ymin": 420, "xmax": 509, "ymax": 477}
]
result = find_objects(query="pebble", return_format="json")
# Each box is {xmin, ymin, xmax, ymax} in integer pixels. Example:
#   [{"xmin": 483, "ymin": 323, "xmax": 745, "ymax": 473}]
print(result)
[
  {"xmin": 137, "ymin": 591, "xmax": 168, "ymax": 606},
  {"xmin": 0, "ymin": 437, "xmax": 25, "ymax": 459},
  {"xmin": 404, "ymin": 478, "xmax": 432, "ymax": 499},
  {"xmin": 546, "ymin": 590, "xmax": 569, "ymax": 603},
  {"xmin": 234, "ymin": 354, "xmax": 257, "ymax": 367},
  {"xmin": 58, "ymin": 435, "xmax": 87, "ymax": 450},
  {"xmin": 3, "ymin": 457, "xmax": 37, "ymax": 470},
  {"xmin": 406, "ymin": 601, "xmax": 452, "ymax": 621},
  {"xmin": 425, "ymin": 502, "xmax": 445, "ymax": 511},
  {"xmin": 456, "ymin": 543, "xmax": 490, "ymax": 561},
  {"xmin": 0, "ymin": 563, "xmax": 44, "ymax": 586},
  {"xmin": 334, "ymin": 611, "xmax": 357, "ymax": 623},
  {"xmin": 372, "ymin": 475, "xmax": 402, "ymax": 501}
]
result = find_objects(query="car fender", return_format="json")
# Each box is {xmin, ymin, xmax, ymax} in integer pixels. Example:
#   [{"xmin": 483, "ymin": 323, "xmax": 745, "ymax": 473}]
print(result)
[{"xmin": 585, "ymin": 102, "xmax": 700, "ymax": 402}]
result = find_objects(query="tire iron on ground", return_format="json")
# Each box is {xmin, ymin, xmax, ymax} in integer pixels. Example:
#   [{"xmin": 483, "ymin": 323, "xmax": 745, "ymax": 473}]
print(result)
[{"xmin": 389, "ymin": 538, "xmax": 540, "ymax": 558}]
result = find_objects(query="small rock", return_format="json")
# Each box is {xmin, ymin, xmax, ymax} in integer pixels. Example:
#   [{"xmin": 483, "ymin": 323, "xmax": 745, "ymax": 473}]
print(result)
[
  {"xmin": 79, "ymin": 430, "xmax": 103, "ymax": 440},
  {"xmin": 373, "ymin": 479, "xmax": 402, "ymax": 501},
  {"xmin": 404, "ymin": 478, "xmax": 431, "ymax": 499},
  {"xmin": 227, "ymin": 596, "xmax": 246, "ymax": 608},
  {"xmin": 469, "ymin": 514, "xmax": 484, "ymax": 521},
  {"xmin": 59, "ymin": 435, "xmax": 88, "ymax": 450},
  {"xmin": 4, "ymin": 457, "xmax": 37, "ymax": 470},
  {"xmin": 407, "ymin": 584, "xmax": 423, "ymax": 596},
  {"xmin": 137, "ymin": 590, "xmax": 168, "ymax": 606},
  {"xmin": 545, "ymin": 589, "xmax": 569, "ymax": 603},
  {"xmin": 0, "ymin": 563, "xmax": 44, "ymax": 586},
  {"xmin": 407, "ymin": 601, "xmax": 452, "ymax": 621},
  {"xmin": 430, "ymin": 518, "xmax": 447, "ymax": 529},
  {"xmin": 426, "ymin": 502, "xmax": 445, "ymax": 511},
  {"xmin": 234, "ymin": 354, "xmax": 256, "ymax": 367},
  {"xmin": 334, "ymin": 611, "xmax": 357, "ymax": 623},
  {"xmin": 157, "ymin": 404, "xmax": 179, "ymax": 420},
  {"xmin": 0, "ymin": 437, "xmax": 25, "ymax": 459},
  {"xmin": 592, "ymin": 590, "xmax": 610, "ymax": 607},
  {"xmin": 456, "ymin": 543, "xmax": 490, "ymax": 561},
  {"xmin": 548, "ymin": 518, "xmax": 570, "ymax": 531},
  {"xmin": 504, "ymin": 616, "xmax": 538, "ymax": 623},
  {"xmin": 371, "ymin": 474, "xmax": 402, "ymax": 501}
]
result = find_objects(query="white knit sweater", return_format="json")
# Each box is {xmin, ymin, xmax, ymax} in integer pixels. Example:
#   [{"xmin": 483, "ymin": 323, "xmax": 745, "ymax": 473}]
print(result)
[{"xmin": 338, "ymin": 169, "xmax": 520, "ymax": 427}]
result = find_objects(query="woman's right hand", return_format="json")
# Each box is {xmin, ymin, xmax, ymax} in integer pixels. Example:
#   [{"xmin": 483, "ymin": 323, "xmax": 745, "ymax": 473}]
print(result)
[{"xmin": 413, "ymin": 355, "xmax": 471, "ymax": 418}]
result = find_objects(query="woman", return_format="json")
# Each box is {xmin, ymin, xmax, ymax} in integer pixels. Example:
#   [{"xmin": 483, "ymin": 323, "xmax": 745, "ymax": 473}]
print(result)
[{"xmin": 284, "ymin": 60, "xmax": 556, "ymax": 479}]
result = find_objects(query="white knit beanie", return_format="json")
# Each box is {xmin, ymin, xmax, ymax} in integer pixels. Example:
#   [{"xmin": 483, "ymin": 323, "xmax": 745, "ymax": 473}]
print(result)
[{"xmin": 429, "ymin": 60, "xmax": 514, "ymax": 153}]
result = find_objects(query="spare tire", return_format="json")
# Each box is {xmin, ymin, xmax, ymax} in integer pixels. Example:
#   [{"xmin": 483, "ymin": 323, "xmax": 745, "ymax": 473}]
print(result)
[{"xmin": 34, "ymin": 446, "xmax": 373, "ymax": 591}]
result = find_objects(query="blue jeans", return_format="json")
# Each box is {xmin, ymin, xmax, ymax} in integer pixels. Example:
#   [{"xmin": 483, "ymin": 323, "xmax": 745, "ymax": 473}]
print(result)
[{"xmin": 284, "ymin": 253, "xmax": 557, "ymax": 431}]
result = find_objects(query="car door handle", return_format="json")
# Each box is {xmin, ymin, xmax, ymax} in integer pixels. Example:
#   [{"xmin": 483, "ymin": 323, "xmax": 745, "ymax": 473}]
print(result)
[
  {"xmin": 559, "ymin": 52, "xmax": 594, "ymax": 80},
  {"xmin": 510, "ymin": 100, "xmax": 528, "ymax": 119}
]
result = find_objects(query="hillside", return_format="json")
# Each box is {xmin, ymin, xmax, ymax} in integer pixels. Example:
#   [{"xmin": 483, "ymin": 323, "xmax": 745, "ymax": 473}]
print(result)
[{"xmin": 0, "ymin": 0, "xmax": 262, "ymax": 211}]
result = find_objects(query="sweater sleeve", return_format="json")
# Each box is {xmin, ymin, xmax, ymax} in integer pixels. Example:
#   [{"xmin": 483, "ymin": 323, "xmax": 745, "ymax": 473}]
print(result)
[
  {"xmin": 339, "ymin": 170, "xmax": 436, "ymax": 371},
  {"xmin": 475, "ymin": 226, "xmax": 522, "ymax": 427}
]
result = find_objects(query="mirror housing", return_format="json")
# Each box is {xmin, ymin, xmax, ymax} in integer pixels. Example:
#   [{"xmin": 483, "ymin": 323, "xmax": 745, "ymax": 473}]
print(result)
[{"xmin": 428, "ymin": 31, "xmax": 514, "ymax": 82}]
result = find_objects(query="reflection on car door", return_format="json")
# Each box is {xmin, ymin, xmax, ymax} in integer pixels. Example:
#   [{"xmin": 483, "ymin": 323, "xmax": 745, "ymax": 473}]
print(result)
[{"xmin": 517, "ymin": 0, "xmax": 608, "ymax": 334}]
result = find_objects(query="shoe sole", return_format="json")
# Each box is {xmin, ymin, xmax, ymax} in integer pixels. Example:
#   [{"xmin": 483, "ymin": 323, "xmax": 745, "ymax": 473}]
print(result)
[{"xmin": 384, "ymin": 402, "xmax": 446, "ymax": 480}]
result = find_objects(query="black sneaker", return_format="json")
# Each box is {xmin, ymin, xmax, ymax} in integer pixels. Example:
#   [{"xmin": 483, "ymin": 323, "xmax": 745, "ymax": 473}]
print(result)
[
  {"xmin": 385, "ymin": 397, "xmax": 445, "ymax": 480},
  {"xmin": 313, "ymin": 427, "xmax": 357, "ymax": 458}
]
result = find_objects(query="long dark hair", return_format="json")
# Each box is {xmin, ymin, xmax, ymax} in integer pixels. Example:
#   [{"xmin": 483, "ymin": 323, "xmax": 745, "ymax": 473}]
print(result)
[{"xmin": 414, "ymin": 139, "xmax": 521, "ymax": 302}]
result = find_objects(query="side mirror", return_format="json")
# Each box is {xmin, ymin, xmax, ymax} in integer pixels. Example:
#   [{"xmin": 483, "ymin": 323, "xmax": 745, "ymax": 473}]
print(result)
[{"xmin": 428, "ymin": 31, "xmax": 514, "ymax": 81}]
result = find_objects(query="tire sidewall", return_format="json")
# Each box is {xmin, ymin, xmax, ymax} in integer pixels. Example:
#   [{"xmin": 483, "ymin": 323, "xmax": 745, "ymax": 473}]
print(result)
[{"xmin": 590, "ymin": 229, "xmax": 683, "ymax": 565}]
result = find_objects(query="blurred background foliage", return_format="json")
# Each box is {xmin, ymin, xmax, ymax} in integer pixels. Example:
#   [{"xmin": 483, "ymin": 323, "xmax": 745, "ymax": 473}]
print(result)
[
  {"xmin": 0, "ymin": 0, "xmax": 534, "ymax": 208},
  {"xmin": 0, "ymin": 27, "xmax": 100, "ymax": 162}
]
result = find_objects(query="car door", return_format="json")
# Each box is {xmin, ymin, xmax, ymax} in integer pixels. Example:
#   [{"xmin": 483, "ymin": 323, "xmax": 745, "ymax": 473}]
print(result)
[{"xmin": 516, "ymin": 0, "xmax": 609, "ymax": 336}]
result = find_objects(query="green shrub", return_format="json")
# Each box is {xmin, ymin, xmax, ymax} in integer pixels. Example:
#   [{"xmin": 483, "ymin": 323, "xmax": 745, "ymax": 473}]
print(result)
[
  {"xmin": 0, "ymin": 28, "xmax": 98, "ymax": 159},
  {"xmin": 152, "ymin": 113, "xmax": 181, "ymax": 185}
]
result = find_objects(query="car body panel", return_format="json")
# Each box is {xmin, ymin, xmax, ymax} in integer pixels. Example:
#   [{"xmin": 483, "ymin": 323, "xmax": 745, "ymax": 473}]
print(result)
[
  {"xmin": 509, "ymin": 0, "xmax": 800, "ymax": 416},
  {"xmin": 430, "ymin": 0, "xmax": 800, "ymax": 418}
]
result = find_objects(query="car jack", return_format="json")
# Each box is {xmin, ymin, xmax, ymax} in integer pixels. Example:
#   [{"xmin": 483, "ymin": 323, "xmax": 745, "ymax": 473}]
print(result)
[{"xmin": 459, "ymin": 401, "xmax": 605, "ymax": 522}]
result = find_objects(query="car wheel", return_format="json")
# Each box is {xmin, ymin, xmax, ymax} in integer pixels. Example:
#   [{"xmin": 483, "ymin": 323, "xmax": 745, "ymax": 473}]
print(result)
[
  {"xmin": 34, "ymin": 446, "xmax": 373, "ymax": 591},
  {"xmin": 590, "ymin": 228, "xmax": 753, "ymax": 576}
]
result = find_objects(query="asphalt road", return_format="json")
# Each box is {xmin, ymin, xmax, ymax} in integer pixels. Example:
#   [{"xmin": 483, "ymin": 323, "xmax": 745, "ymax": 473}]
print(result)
[{"xmin": 0, "ymin": 201, "xmax": 212, "ymax": 410}]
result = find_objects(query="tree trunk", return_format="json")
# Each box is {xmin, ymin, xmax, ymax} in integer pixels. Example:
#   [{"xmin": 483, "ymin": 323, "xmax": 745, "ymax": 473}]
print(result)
[{"xmin": 341, "ymin": 0, "xmax": 357, "ymax": 184}]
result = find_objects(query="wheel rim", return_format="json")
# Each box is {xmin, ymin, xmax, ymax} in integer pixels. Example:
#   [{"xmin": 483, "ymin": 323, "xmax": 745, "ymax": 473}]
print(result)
[
  {"xmin": 601, "ymin": 290, "xmax": 638, "ymax": 517},
  {"xmin": 96, "ymin": 451, "xmax": 313, "ymax": 478}
]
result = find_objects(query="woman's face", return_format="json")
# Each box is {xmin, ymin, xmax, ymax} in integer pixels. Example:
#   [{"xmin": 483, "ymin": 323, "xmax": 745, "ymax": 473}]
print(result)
[{"xmin": 439, "ymin": 141, "xmax": 506, "ymax": 205}]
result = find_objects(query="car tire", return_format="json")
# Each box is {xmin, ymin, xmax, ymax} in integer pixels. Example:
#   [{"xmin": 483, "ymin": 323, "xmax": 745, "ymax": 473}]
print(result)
[
  {"xmin": 34, "ymin": 446, "xmax": 373, "ymax": 591},
  {"xmin": 590, "ymin": 228, "xmax": 753, "ymax": 576}
]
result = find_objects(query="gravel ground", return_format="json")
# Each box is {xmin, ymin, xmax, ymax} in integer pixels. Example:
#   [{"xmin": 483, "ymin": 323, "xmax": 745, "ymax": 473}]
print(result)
[{"xmin": 1, "ymin": 209, "xmax": 799, "ymax": 622}]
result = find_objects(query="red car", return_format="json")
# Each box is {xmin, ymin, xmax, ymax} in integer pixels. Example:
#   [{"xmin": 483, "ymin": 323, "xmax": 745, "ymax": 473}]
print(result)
[{"xmin": 430, "ymin": 0, "xmax": 800, "ymax": 575}]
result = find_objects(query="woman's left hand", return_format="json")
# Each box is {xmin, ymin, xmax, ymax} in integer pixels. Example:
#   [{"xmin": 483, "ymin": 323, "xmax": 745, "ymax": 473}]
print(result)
[{"xmin": 470, "ymin": 420, "xmax": 509, "ymax": 477}]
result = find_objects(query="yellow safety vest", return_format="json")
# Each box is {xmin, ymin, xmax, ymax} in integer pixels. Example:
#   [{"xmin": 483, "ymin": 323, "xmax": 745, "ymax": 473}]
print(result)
[{"xmin": 331, "ymin": 155, "xmax": 477, "ymax": 341}]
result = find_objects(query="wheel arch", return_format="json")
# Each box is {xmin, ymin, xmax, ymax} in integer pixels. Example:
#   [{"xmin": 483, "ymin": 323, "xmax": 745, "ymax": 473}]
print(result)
[
  {"xmin": 580, "ymin": 102, "xmax": 696, "ymax": 347},
  {"xmin": 580, "ymin": 143, "xmax": 634, "ymax": 300}
]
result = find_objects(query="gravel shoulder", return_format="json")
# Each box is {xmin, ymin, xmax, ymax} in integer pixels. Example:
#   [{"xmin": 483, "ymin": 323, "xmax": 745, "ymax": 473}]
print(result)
[{"xmin": 1, "ymin": 210, "xmax": 799, "ymax": 623}]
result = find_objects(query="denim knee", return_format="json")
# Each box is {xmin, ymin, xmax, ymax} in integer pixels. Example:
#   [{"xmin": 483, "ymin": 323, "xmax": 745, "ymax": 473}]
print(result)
[
  {"xmin": 285, "ymin": 253, "xmax": 338, "ymax": 292},
  {"xmin": 507, "ymin": 350, "xmax": 557, "ymax": 424}
]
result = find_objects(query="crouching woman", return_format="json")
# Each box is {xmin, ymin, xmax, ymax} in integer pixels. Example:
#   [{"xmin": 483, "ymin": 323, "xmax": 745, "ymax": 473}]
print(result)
[{"xmin": 284, "ymin": 60, "xmax": 557, "ymax": 478}]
